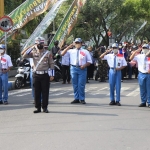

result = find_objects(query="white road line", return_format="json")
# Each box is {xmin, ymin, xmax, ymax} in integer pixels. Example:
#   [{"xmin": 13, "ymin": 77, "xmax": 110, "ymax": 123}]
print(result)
[
  {"xmin": 9, "ymin": 89, "xmax": 32, "ymax": 96},
  {"xmin": 126, "ymin": 88, "xmax": 139, "ymax": 97},
  {"xmin": 89, "ymin": 87, "xmax": 109, "ymax": 95}
]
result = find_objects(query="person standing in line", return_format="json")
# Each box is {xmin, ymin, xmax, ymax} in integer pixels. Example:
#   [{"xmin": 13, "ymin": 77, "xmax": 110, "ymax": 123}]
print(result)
[
  {"xmin": 61, "ymin": 38, "xmax": 92, "ymax": 104},
  {"xmin": 22, "ymin": 37, "xmax": 54, "ymax": 113},
  {"xmin": 130, "ymin": 44, "xmax": 150, "ymax": 107},
  {"xmin": 0, "ymin": 44, "xmax": 13, "ymax": 105},
  {"xmin": 87, "ymin": 46, "xmax": 95, "ymax": 82},
  {"xmin": 100, "ymin": 43, "xmax": 127, "ymax": 106},
  {"xmin": 61, "ymin": 45, "xmax": 71, "ymax": 84},
  {"xmin": 51, "ymin": 41, "xmax": 60, "ymax": 59}
]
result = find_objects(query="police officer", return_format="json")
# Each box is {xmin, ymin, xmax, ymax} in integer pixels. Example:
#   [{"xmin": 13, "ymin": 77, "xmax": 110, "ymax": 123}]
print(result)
[
  {"xmin": 0, "ymin": 44, "xmax": 13, "ymax": 105},
  {"xmin": 61, "ymin": 38, "xmax": 92, "ymax": 104},
  {"xmin": 100, "ymin": 43, "xmax": 127, "ymax": 106},
  {"xmin": 130, "ymin": 44, "xmax": 150, "ymax": 107},
  {"xmin": 22, "ymin": 37, "xmax": 54, "ymax": 113}
]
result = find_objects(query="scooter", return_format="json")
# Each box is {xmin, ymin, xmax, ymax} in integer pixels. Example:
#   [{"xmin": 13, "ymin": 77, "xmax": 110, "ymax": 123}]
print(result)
[{"xmin": 15, "ymin": 58, "xmax": 31, "ymax": 89}]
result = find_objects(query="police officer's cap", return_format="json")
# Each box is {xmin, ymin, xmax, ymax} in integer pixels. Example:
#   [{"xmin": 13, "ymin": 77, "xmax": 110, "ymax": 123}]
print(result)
[
  {"xmin": 112, "ymin": 43, "xmax": 118, "ymax": 48},
  {"xmin": 74, "ymin": 38, "xmax": 82, "ymax": 43},
  {"xmin": 142, "ymin": 44, "xmax": 149, "ymax": 49},
  {"xmin": 35, "ymin": 37, "xmax": 45, "ymax": 44},
  {"xmin": 0, "ymin": 44, "xmax": 5, "ymax": 49}
]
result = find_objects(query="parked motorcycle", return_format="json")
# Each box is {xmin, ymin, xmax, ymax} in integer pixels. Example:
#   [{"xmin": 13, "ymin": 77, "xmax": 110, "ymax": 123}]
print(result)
[{"xmin": 15, "ymin": 58, "xmax": 31, "ymax": 89}]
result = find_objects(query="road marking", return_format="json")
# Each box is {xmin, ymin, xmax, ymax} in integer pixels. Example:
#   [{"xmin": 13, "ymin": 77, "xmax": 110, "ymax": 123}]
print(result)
[
  {"xmin": 126, "ymin": 88, "xmax": 139, "ymax": 97},
  {"xmin": 8, "ymin": 89, "xmax": 31, "ymax": 96}
]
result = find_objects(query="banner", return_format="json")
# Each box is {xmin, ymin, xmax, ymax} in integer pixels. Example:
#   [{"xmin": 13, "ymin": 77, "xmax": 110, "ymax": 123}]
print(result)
[
  {"xmin": 48, "ymin": 0, "xmax": 87, "ymax": 50},
  {"xmin": 0, "ymin": 0, "xmax": 58, "ymax": 42},
  {"xmin": 23, "ymin": 0, "xmax": 66, "ymax": 50}
]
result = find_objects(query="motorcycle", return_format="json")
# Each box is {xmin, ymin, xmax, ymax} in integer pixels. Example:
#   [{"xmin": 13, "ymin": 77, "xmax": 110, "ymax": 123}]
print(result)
[
  {"xmin": 15, "ymin": 58, "xmax": 31, "ymax": 89},
  {"xmin": 54, "ymin": 54, "xmax": 62, "ymax": 82}
]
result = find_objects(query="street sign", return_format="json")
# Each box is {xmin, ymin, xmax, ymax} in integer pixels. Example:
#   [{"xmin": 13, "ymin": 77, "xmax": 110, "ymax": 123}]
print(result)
[{"xmin": 0, "ymin": 16, "xmax": 13, "ymax": 32}]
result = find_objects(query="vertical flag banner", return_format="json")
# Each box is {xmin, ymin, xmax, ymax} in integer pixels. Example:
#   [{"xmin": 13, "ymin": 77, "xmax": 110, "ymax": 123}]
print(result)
[
  {"xmin": 23, "ymin": 0, "xmax": 66, "ymax": 50},
  {"xmin": 0, "ymin": 0, "xmax": 58, "ymax": 42},
  {"xmin": 48, "ymin": 0, "xmax": 87, "ymax": 49},
  {"xmin": 0, "ymin": 0, "xmax": 4, "ymax": 18}
]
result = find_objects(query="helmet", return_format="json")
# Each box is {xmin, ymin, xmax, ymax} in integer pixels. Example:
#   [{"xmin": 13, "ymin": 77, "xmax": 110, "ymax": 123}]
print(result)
[
  {"xmin": 142, "ymin": 44, "xmax": 149, "ymax": 49},
  {"xmin": 112, "ymin": 43, "xmax": 118, "ymax": 48},
  {"xmin": 0, "ymin": 44, "xmax": 5, "ymax": 49},
  {"xmin": 35, "ymin": 37, "xmax": 45, "ymax": 44}
]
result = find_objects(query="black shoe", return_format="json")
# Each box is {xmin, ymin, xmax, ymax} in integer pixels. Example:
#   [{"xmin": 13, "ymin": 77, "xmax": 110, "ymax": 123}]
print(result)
[
  {"xmin": 71, "ymin": 99, "xmax": 80, "ymax": 104},
  {"xmin": 86, "ymin": 81, "xmax": 89, "ymax": 83},
  {"xmin": 109, "ymin": 101, "xmax": 116, "ymax": 105},
  {"xmin": 148, "ymin": 104, "xmax": 150, "ymax": 108},
  {"xmin": 138, "ymin": 103, "xmax": 146, "ymax": 107},
  {"xmin": 116, "ymin": 101, "xmax": 121, "ymax": 106},
  {"xmin": 33, "ymin": 109, "xmax": 41, "ymax": 113},
  {"xmin": 80, "ymin": 100, "xmax": 86, "ymax": 104},
  {"xmin": 0, "ymin": 101, "xmax": 3, "ymax": 104},
  {"xmin": 3, "ymin": 101, "xmax": 8, "ymax": 105},
  {"xmin": 43, "ymin": 109, "xmax": 49, "ymax": 113}
]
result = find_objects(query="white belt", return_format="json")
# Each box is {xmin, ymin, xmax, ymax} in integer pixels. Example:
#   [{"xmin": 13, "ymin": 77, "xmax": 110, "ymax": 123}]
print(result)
[{"xmin": 35, "ymin": 71, "xmax": 48, "ymax": 74}]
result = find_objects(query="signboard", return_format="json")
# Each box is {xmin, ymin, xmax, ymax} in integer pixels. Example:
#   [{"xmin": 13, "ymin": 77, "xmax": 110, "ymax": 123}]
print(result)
[{"xmin": 0, "ymin": 16, "xmax": 13, "ymax": 32}]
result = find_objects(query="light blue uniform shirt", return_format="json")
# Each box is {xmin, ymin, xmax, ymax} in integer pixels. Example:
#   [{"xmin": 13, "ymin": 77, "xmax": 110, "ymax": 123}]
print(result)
[{"xmin": 61, "ymin": 51, "xmax": 70, "ymax": 66}]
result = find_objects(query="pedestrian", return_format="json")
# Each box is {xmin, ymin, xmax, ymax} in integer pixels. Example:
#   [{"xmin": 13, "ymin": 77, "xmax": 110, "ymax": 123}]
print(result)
[
  {"xmin": 22, "ymin": 37, "xmax": 54, "ymax": 113},
  {"xmin": 61, "ymin": 45, "xmax": 71, "ymax": 84},
  {"xmin": 51, "ymin": 40, "xmax": 60, "ymax": 59},
  {"xmin": 61, "ymin": 38, "xmax": 92, "ymax": 104},
  {"xmin": 0, "ymin": 44, "xmax": 13, "ymax": 105},
  {"xmin": 130, "ymin": 44, "xmax": 150, "ymax": 107},
  {"xmin": 100, "ymin": 43, "xmax": 127, "ymax": 106}
]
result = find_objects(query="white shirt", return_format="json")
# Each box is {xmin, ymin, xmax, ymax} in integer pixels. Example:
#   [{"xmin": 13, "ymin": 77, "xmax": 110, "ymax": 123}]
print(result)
[
  {"xmin": 0, "ymin": 54, "xmax": 13, "ymax": 69},
  {"xmin": 104, "ymin": 53, "xmax": 127, "ymax": 68},
  {"xmin": 133, "ymin": 54, "xmax": 150, "ymax": 73},
  {"xmin": 68, "ymin": 48, "xmax": 92, "ymax": 66},
  {"xmin": 61, "ymin": 51, "xmax": 70, "ymax": 66}
]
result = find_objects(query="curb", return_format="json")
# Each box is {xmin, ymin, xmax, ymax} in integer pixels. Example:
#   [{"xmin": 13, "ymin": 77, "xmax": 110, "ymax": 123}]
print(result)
[{"xmin": 8, "ymin": 81, "xmax": 15, "ymax": 91}]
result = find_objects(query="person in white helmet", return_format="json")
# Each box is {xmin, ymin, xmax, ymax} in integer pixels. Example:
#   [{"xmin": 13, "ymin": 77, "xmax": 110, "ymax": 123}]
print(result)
[
  {"xmin": 100, "ymin": 43, "xmax": 127, "ymax": 106},
  {"xmin": 130, "ymin": 44, "xmax": 150, "ymax": 107},
  {"xmin": 0, "ymin": 44, "xmax": 13, "ymax": 105}
]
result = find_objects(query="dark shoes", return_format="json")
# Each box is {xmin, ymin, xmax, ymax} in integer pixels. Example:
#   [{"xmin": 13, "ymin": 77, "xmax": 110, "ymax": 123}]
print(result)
[
  {"xmin": 71, "ymin": 99, "xmax": 80, "ymax": 104},
  {"xmin": 0, "ymin": 101, "xmax": 3, "ymax": 104},
  {"xmin": 62, "ymin": 82, "xmax": 66, "ymax": 84},
  {"xmin": 71, "ymin": 99, "xmax": 86, "ymax": 104},
  {"xmin": 3, "ymin": 101, "xmax": 8, "ymax": 105},
  {"xmin": 109, "ymin": 101, "xmax": 116, "ymax": 105},
  {"xmin": 33, "ymin": 109, "xmax": 41, "ymax": 113},
  {"xmin": 80, "ymin": 100, "xmax": 86, "ymax": 104},
  {"xmin": 116, "ymin": 101, "xmax": 121, "ymax": 106},
  {"xmin": 138, "ymin": 103, "xmax": 146, "ymax": 107},
  {"xmin": 43, "ymin": 108, "xmax": 49, "ymax": 113}
]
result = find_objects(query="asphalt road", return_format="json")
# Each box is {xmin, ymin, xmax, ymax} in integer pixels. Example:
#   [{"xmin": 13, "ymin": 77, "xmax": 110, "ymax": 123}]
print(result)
[{"xmin": 0, "ymin": 79, "xmax": 150, "ymax": 150}]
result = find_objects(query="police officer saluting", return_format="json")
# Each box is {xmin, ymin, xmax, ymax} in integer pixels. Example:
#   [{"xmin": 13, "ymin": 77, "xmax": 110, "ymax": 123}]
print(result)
[
  {"xmin": 61, "ymin": 38, "xmax": 92, "ymax": 104},
  {"xmin": 100, "ymin": 43, "xmax": 127, "ymax": 106},
  {"xmin": 22, "ymin": 37, "xmax": 54, "ymax": 113},
  {"xmin": 130, "ymin": 44, "xmax": 150, "ymax": 107}
]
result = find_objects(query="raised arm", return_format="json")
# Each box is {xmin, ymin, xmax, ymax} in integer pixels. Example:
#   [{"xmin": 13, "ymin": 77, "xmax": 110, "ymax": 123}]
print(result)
[{"xmin": 61, "ymin": 43, "xmax": 74, "ymax": 56}]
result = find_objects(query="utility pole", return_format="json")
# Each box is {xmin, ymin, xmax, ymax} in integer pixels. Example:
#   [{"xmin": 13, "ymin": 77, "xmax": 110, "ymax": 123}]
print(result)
[{"xmin": 0, "ymin": 0, "xmax": 4, "ymax": 18}]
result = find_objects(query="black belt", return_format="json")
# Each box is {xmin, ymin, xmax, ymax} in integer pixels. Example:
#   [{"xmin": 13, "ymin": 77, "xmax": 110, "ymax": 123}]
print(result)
[
  {"xmin": 2, "ymin": 69, "xmax": 7, "ymax": 71},
  {"xmin": 110, "ymin": 68, "xmax": 114, "ymax": 69},
  {"xmin": 139, "ymin": 71, "xmax": 149, "ymax": 74},
  {"xmin": 71, "ymin": 65, "xmax": 81, "ymax": 68}
]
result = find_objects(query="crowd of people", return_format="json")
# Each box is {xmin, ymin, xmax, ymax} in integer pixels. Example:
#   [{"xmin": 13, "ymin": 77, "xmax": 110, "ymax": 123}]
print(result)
[{"xmin": 0, "ymin": 37, "xmax": 150, "ymax": 113}]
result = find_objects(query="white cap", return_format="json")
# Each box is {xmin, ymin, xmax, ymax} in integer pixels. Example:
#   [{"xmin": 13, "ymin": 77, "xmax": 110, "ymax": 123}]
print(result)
[
  {"xmin": 35, "ymin": 37, "xmax": 45, "ymax": 44},
  {"xmin": 142, "ymin": 44, "xmax": 149, "ymax": 48},
  {"xmin": 112, "ymin": 43, "xmax": 118, "ymax": 48}
]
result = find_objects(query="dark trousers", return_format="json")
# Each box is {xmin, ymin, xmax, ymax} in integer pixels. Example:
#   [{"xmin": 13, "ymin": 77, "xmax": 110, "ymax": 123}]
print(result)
[
  {"xmin": 87, "ymin": 64, "xmax": 94, "ymax": 79},
  {"xmin": 62, "ymin": 65, "xmax": 70, "ymax": 83},
  {"xmin": 33, "ymin": 73, "xmax": 49, "ymax": 110}
]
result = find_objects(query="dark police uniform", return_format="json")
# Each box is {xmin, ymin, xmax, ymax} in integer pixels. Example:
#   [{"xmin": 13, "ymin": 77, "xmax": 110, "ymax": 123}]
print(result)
[{"xmin": 23, "ymin": 49, "xmax": 54, "ymax": 112}]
